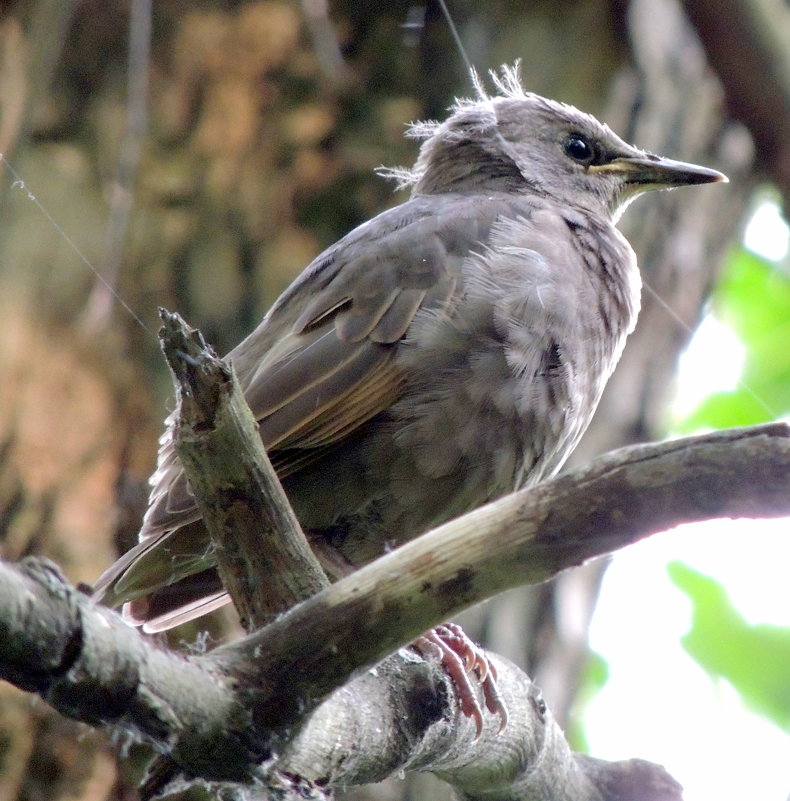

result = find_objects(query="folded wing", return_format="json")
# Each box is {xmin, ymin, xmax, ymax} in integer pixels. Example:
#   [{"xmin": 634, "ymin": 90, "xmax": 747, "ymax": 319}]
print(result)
[{"xmin": 92, "ymin": 194, "xmax": 509, "ymax": 628}]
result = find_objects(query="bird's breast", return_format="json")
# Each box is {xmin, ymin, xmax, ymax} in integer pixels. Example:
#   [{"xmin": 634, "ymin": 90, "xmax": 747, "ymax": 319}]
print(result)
[
  {"xmin": 392, "ymin": 205, "xmax": 640, "ymax": 498},
  {"xmin": 295, "ymin": 201, "xmax": 641, "ymax": 566}
]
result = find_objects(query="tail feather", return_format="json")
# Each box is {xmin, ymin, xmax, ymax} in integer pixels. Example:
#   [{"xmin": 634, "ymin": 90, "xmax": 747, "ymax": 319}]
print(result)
[{"xmin": 121, "ymin": 567, "xmax": 231, "ymax": 633}]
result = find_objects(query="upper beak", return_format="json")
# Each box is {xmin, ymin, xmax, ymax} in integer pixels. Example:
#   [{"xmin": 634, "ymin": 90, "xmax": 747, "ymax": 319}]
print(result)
[{"xmin": 589, "ymin": 155, "xmax": 728, "ymax": 187}]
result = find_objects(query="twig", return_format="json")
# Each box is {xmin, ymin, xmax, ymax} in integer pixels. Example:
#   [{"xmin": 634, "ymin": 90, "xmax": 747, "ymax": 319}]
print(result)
[{"xmin": 157, "ymin": 309, "xmax": 329, "ymax": 632}]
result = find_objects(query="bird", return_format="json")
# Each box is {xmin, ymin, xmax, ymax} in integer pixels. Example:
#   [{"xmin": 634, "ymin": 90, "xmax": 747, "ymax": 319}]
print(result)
[{"xmin": 93, "ymin": 66, "xmax": 725, "ymax": 635}]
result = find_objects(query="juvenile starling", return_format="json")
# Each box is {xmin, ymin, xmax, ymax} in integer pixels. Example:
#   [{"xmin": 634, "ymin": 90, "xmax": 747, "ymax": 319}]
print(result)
[{"xmin": 94, "ymin": 67, "xmax": 725, "ymax": 632}]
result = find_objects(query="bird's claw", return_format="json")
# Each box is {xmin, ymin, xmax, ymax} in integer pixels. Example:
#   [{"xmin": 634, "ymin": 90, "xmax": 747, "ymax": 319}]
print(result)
[{"xmin": 413, "ymin": 623, "xmax": 508, "ymax": 739}]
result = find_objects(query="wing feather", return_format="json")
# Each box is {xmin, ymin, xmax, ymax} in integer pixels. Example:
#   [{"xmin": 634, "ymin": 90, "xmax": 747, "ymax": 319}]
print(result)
[{"xmin": 93, "ymin": 193, "xmax": 516, "ymax": 620}]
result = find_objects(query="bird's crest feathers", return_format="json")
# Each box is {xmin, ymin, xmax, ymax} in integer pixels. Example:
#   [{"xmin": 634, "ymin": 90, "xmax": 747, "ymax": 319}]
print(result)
[
  {"xmin": 376, "ymin": 63, "xmax": 524, "ymax": 188},
  {"xmin": 376, "ymin": 62, "xmax": 606, "ymax": 193}
]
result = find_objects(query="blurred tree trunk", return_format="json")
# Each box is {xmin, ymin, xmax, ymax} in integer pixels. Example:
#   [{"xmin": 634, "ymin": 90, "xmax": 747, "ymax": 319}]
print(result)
[{"xmin": 0, "ymin": 0, "xmax": 759, "ymax": 799}]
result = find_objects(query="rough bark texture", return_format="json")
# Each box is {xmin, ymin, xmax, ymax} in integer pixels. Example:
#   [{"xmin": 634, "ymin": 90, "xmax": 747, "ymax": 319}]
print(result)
[
  {"xmin": 0, "ymin": 0, "xmax": 778, "ymax": 798},
  {"xmin": 0, "ymin": 558, "xmax": 667, "ymax": 801}
]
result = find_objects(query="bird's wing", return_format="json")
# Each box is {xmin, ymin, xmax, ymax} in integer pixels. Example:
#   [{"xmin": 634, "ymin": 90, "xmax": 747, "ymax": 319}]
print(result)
[
  {"xmin": 244, "ymin": 233, "xmax": 469, "ymax": 456},
  {"xmin": 93, "ymin": 195, "xmax": 512, "ymax": 607},
  {"xmin": 145, "ymin": 204, "xmax": 465, "ymax": 524}
]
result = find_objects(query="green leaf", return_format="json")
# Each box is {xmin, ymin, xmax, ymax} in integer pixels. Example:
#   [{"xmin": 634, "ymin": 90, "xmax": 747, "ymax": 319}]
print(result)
[
  {"xmin": 674, "ymin": 248, "xmax": 790, "ymax": 432},
  {"xmin": 566, "ymin": 650, "xmax": 610, "ymax": 752},
  {"xmin": 668, "ymin": 561, "xmax": 790, "ymax": 731}
]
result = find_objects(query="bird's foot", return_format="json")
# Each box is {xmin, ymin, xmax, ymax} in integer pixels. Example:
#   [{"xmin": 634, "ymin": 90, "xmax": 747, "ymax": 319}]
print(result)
[{"xmin": 412, "ymin": 622, "xmax": 508, "ymax": 738}]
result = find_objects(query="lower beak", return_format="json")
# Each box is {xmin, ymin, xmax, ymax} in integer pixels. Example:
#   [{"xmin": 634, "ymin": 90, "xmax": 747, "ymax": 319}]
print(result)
[{"xmin": 590, "ymin": 155, "xmax": 728, "ymax": 187}]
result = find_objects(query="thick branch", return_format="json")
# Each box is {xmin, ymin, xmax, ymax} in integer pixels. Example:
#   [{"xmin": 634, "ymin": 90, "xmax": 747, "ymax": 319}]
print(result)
[
  {"xmin": 0, "ymin": 558, "xmax": 680, "ymax": 801},
  {"xmin": 0, "ymin": 416, "xmax": 785, "ymax": 793},
  {"xmin": 0, "ymin": 559, "xmax": 240, "ymax": 767},
  {"xmin": 279, "ymin": 650, "xmax": 682, "ymax": 801},
  {"xmin": 153, "ymin": 312, "xmax": 790, "ymax": 785},
  {"xmin": 217, "ymin": 421, "xmax": 790, "ymax": 738}
]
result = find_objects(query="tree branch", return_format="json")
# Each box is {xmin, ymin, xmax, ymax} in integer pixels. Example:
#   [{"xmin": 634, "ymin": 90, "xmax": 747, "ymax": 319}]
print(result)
[
  {"xmin": 0, "ymin": 419, "xmax": 786, "ymax": 795},
  {"xmin": 157, "ymin": 309, "xmax": 328, "ymax": 630},
  {"xmin": 0, "ymin": 313, "xmax": 787, "ymax": 799},
  {"xmin": 0, "ymin": 558, "xmax": 681, "ymax": 801},
  {"xmin": 217, "ymin": 420, "xmax": 790, "ymax": 739}
]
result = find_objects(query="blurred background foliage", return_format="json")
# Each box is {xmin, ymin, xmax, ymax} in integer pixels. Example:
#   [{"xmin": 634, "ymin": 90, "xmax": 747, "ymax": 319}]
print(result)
[
  {"xmin": 662, "ymin": 217, "xmax": 790, "ymax": 751},
  {"xmin": 676, "ymin": 245, "xmax": 790, "ymax": 432},
  {"xmin": 669, "ymin": 560, "xmax": 790, "ymax": 733}
]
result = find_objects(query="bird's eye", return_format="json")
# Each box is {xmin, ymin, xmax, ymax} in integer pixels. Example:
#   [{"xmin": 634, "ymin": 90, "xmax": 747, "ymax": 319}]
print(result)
[{"xmin": 563, "ymin": 134, "xmax": 597, "ymax": 165}]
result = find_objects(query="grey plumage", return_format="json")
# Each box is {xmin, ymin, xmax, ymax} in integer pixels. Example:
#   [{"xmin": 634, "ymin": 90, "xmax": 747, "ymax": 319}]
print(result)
[{"xmin": 93, "ymin": 66, "xmax": 725, "ymax": 631}]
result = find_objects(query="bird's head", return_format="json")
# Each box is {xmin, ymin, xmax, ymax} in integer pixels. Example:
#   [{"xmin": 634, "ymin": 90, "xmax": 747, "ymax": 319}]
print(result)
[{"xmin": 384, "ymin": 65, "xmax": 726, "ymax": 222}]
